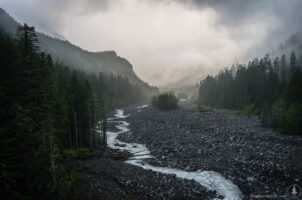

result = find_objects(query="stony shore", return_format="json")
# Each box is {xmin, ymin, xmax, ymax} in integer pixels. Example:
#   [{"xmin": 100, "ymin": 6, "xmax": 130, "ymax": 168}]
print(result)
[{"xmin": 75, "ymin": 100, "xmax": 302, "ymax": 199}]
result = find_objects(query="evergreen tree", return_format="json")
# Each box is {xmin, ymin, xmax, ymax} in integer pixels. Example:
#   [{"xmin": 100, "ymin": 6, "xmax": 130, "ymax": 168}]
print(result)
[
  {"xmin": 290, "ymin": 51, "xmax": 297, "ymax": 76},
  {"xmin": 0, "ymin": 25, "xmax": 151, "ymax": 199},
  {"xmin": 198, "ymin": 52, "xmax": 301, "ymax": 134},
  {"xmin": 281, "ymin": 54, "xmax": 287, "ymax": 84}
]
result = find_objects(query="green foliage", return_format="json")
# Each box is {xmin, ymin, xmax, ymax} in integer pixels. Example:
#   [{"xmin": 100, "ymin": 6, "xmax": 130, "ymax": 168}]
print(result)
[
  {"xmin": 281, "ymin": 70, "xmax": 302, "ymax": 134},
  {"xmin": 64, "ymin": 148, "xmax": 92, "ymax": 156},
  {"xmin": 282, "ymin": 103, "xmax": 302, "ymax": 134},
  {"xmin": 152, "ymin": 93, "xmax": 178, "ymax": 110},
  {"xmin": 261, "ymin": 100, "xmax": 285, "ymax": 127},
  {"xmin": 197, "ymin": 106, "xmax": 213, "ymax": 112},
  {"xmin": 235, "ymin": 104, "xmax": 259, "ymax": 116},
  {"xmin": 0, "ymin": 24, "xmax": 150, "ymax": 199},
  {"xmin": 198, "ymin": 52, "xmax": 302, "ymax": 135}
]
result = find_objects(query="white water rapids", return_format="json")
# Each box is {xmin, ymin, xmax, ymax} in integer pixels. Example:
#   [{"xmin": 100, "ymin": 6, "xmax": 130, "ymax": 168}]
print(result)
[{"xmin": 107, "ymin": 106, "xmax": 243, "ymax": 200}]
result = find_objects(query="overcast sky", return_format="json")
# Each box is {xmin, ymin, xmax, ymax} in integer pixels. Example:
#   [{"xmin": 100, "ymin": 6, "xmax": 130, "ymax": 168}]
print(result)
[{"xmin": 1, "ymin": 0, "xmax": 301, "ymax": 86}]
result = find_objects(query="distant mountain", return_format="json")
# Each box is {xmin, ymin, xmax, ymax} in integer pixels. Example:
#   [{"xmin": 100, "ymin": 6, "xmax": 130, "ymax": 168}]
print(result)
[{"xmin": 0, "ymin": 8, "xmax": 158, "ymax": 94}]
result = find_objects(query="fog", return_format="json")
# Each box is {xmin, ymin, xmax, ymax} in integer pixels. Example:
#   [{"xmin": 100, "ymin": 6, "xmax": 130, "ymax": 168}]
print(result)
[{"xmin": 1, "ymin": 0, "xmax": 301, "ymax": 87}]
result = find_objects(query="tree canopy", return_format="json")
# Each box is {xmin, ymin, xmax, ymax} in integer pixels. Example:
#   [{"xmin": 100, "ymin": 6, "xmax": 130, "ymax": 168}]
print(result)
[
  {"xmin": 198, "ymin": 52, "xmax": 302, "ymax": 134},
  {"xmin": 0, "ymin": 24, "xmax": 149, "ymax": 199}
]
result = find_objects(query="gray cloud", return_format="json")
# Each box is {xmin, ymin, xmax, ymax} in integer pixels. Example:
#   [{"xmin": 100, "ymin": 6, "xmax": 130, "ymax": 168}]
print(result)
[
  {"xmin": 179, "ymin": 0, "xmax": 265, "ymax": 24},
  {"xmin": 179, "ymin": 0, "xmax": 302, "ymax": 27},
  {"xmin": 180, "ymin": 0, "xmax": 302, "ymax": 50},
  {"xmin": 0, "ymin": 0, "xmax": 114, "ymax": 35},
  {"xmin": 162, "ymin": 0, "xmax": 302, "ymax": 67},
  {"xmin": 1, "ymin": 0, "xmax": 301, "ymax": 87}
]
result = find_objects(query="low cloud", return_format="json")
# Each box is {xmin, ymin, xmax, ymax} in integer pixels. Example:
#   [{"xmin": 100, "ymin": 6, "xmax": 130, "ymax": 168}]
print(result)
[{"xmin": 1, "ymin": 0, "xmax": 301, "ymax": 86}]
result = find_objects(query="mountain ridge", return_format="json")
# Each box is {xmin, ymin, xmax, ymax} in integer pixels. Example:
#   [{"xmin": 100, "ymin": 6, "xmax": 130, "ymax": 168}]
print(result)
[{"xmin": 0, "ymin": 7, "xmax": 158, "ymax": 94}]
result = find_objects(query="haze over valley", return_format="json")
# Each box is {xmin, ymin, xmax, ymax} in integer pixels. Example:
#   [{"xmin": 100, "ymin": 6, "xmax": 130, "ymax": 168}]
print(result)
[
  {"xmin": 0, "ymin": 1, "xmax": 302, "ymax": 200},
  {"xmin": 2, "ymin": 0, "xmax": 302, "ymax": 88}
]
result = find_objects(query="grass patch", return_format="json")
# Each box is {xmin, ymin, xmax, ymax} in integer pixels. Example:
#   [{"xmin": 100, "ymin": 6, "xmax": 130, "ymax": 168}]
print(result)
[
  {"xmin": 64, "ymin": 148, "xmax": 93, "ymax": 156},
  {"xmin": 234, "ymin": 104, "xmax": 260, "ymax": 116},
  {"xmin": 198, "ymin": 106, "xmax": 213, "ymax": 112}
]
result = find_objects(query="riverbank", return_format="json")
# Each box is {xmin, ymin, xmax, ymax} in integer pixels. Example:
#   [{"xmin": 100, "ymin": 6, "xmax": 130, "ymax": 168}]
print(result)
[{"xmin": 74, "ymin": 100, "xmax": 302, "ymax": 199}]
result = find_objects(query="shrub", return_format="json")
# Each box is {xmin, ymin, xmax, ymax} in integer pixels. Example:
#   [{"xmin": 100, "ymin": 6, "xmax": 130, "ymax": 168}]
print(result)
[
  {"xmin": 261, "ymin": 101, "xmax": 285, "ymax": 127},
  {"xmin": 235, "ymin": 104, "xmax": 260, "ymax": 116},
  {"xmin": 198, "ymin": 106, "xmax": 213, "ymax": 112},
  {"xmin": 64, "ymin": 148, "xmax": 92, "ymax": 157},
  {"xmin": 282, "ymin": 103, "xmax": 302, "ymax": 134},
  {"xmin": 152, "ymin": 93, "xmax": 178, "ymax": 110}
]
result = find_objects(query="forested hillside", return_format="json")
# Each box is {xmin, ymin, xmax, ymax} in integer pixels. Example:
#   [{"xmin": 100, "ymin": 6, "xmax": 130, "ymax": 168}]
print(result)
[
  {"xmin": 0, "ymin": 8, "xmax": 158, "ymax": 95},
  {"xmin": 0, "ymin": 23, "xmax": 149, "ymax": 199},
  {"xmin": 198, "ymin": 53, "xmax": 302, "ymax": 134}
]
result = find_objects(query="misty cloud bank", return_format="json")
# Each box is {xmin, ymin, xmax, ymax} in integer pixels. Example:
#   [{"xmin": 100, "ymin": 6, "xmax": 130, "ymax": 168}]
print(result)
[{"xmin": 1, "ymin": 0, "xmax": 301, "ymax": 87}]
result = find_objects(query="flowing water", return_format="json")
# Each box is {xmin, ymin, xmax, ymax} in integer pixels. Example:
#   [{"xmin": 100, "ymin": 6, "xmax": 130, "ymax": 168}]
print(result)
[{"xmin": 107, "ymin": 106, "xmax": 243, "ymax": 200}]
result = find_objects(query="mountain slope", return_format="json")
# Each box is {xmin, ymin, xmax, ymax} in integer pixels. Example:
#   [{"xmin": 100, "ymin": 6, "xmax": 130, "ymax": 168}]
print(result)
[{"xmin": 0, "ymin": 8, "xmax": 158, "ymax": 94}]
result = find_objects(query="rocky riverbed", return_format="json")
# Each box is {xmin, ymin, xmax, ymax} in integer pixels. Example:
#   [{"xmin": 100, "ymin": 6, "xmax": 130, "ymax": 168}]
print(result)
[{"xmin": 75, "ymin": 100, "xmax": 302, "ymax": 200}]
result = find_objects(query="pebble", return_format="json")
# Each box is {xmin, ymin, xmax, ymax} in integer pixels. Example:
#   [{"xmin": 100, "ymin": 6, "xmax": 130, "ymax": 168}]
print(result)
[{"xmin": 114, "ymin": 101, "xmax": 302, "ymax": 197}]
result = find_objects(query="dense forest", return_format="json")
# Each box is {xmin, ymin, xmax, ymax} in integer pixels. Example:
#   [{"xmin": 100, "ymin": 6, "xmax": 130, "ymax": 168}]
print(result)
[
  {"xmin": 198, "ymin": 53, "xmax": 302, "ymax": 134},
  {"xmin": 152, "ymin": 93, "xmax": 178, "ymax": 110},
  {"xmin": 0, "ymin": 24, "xmax": 149, "ymax": 199}
]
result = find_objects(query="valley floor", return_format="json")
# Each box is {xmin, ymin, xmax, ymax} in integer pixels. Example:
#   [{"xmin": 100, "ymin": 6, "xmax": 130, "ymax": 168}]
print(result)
[{"xmin": 74, "ymin": 100, "xmax": 302, "ymax": 200}]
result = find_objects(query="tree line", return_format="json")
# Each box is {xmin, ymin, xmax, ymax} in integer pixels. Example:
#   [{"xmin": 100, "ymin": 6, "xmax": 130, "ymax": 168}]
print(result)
[
  {"xmin": 0, "ymin": 24, "xmax": 147, "ymax": 199},
  {"xmin": 198, "ymin": 52, "xmax": 302, "ymax": 134},
  {"xmin": 152, "ymin": 92, "xmax": 178, "ymax": 110}
]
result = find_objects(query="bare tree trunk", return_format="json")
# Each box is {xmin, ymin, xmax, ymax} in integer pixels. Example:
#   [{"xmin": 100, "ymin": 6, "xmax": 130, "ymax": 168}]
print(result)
[
  {"xmin": 75, "ymin": 112, "xmax": 78, "ymax": 149},
  {"xmin": 48, "ymin": 120, "xmax": 56, "ymax": 185},
  {"xmin": 102, "ymin": 119, "xmax": 107, "ymax": 148},
  {"xmin": 69, "ymin": 120, "xmax": 72, "ymax": 148},
  {"xmin": 43, "ymin": 126, "xmax": 46, "ymax": 152},
  {"xmin": 78, "ymin": 114, "xmax": 82, "ymax": 148},
  {"xmin": 79, "ymin": 126, "xmax": 82, "ymax": 148},
  {"xmin": 94, "ymin": 108, "xmax": 96, "ymax": 148},
  {"xmin": 89, "ymin": 121, "xmax": 93, "ymax": 148}
]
